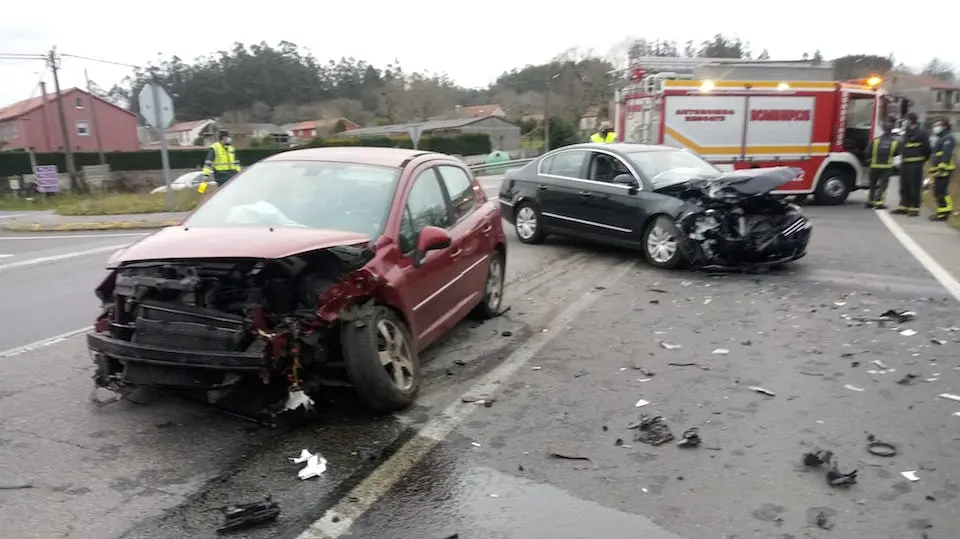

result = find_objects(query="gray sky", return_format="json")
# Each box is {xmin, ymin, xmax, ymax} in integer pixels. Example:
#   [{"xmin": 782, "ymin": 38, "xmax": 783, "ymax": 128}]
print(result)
[{"xmin": 0, "ymin": 0, "xmax": 954, "ymax": 108}]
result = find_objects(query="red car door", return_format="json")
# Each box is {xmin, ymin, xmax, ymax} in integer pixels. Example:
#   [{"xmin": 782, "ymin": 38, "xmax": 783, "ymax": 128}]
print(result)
[
  {"xmin": 436, "ymin": 164, "xmax": 490, "ymax": 302},
  {"xmin": 393, "ymin": 166, "xmax": 463, "ymax": 345}
]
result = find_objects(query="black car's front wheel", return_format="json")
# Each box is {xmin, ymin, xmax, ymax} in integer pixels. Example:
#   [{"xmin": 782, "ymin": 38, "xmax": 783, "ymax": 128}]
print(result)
[
  {"xmin": 643, "ymin": 216, "xmax": 684, "ymax": 269},
  {"xmin": 341, "ymin": 307, "xmax": 420, "ymax": 412},
  {"xmin": 513, "ymin": 202, "xmax": 546, "ymax": 244}
]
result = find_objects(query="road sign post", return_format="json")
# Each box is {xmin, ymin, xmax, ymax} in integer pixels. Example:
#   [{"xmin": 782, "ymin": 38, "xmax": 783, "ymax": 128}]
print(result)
[
  {"xmin": 407, "ymin": 125, "xmax": 423, "ymax": 150},
  {"xmin": 138, "ymin": 82, "xmax": 176, "ymax": 210}
]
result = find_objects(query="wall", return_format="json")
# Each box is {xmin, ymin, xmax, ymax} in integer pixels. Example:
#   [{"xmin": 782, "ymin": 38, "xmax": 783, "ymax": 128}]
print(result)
[
  {"xmin": 16, "ymin": 90, "xmax": 139, "ymax": 152},
  {"xmin": 19, "ymin": 167, "xmax": 197, "ymax": 192}
]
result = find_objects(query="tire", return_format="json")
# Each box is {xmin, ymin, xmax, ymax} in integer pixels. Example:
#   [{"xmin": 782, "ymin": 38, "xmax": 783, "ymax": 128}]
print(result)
[
  {"xmin": 814, "ymin": 167, "xmax": 852, "ymax": 205},
  {"xmin": 513, "ymin": 202, "xmax": 547, "ymax": 244},
  {"xmin": 643, "ymin": 216, "xmax": 684, "ymax": 270},
  {"xmin": 473, "ymin": 249, "xmax": 505, "ymax": 319},
  {"xmin": 341, "ymin": 306, "xmax": 420, "ymax": 412}
]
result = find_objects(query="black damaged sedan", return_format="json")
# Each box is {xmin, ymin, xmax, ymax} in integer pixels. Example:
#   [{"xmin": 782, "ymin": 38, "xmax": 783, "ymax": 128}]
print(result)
[{"xmin": 498, "ymin": 143, "xmax": 812, "ymax": 270}]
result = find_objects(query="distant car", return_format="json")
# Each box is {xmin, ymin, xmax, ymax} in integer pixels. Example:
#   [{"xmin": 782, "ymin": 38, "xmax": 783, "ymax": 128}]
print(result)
[
  {"xmin": 149, "ymin": 171, "xmax": 204, "ymax": 194},
  {"xmin": 498, "ymin": 143, "xmax": 812, "ymax": 270},
  {"xmin": 88, "ymin": 147, "xmax": 507, "ymax": 414}
]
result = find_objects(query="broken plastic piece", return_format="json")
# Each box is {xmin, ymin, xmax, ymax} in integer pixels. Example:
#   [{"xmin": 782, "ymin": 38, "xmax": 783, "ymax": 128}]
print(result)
[
  {"xmin": 290, "ymin": 449, "xmax": 313, "ymax": 464},
  {"xmin": 216, "ymin": 495, "xmax": 281, "ymax": 534},
  {"xmin": 284, "ymin": 389, "xmax": 314, "ymax": 413},
  {"xmin": 931, "ymin": 338, "xmax": 946, "ymax": 345},
  {"xmin": 879, "ymin": 309, "xmax": 916, "ymax": 324},
  {"xmin": 635, "ymin": 399, "xmax": 650, "ymax": 408},
  {"xmin": 899, "ymin": 329, "xmax": 917, "ymax": 337},
  {"xmin": 659, "ymin": 342, "xmax": 682, "ymax": 350},
  {"xmin": 826, "ymin": 462, "xmax": 858, "ymax": 487},
  {"xmin": 901, "ymin": 470, "xmax": 919, "ymax": 482},
  {"xmin": 291, "ymin": 450, "xmax": 327, "ymax": 480},
  {"xmin": 711, "ymin": 348, "xmax": 729, "ymax": 355},
  {"xmin": 866, "ymin": 441, "xmax": 897, "ymax": 457},
  {"xmin": 803, "ymin": 449, "xmax": 833, "ymax": 467},
  {"xmin": 549, "ymin": 449, "xmax": 591, "ymax": 461},
  {"xmin": 677, "ymin": 428, "xmax": 701, "ymax": 448},
  {"xmin": 749, "ymin": 386, "xmax": 776, "ymax": 397},
  {"xmin": 630, "ymin": 415, "xmax": 674, "ymax": 446},
  {"xmin": 872, "ymin": 359, "xmax": 889, "ymax": 370},
  {"xmin": 938, "ymin": 393, "xmax": 960, "ymax": 403},
  {"xmin": 845, "ymin": 384, "xmax": 865, "ymax": 392},
  {"xmin": 897, "ymin": 374, "xmax": 918, "ymax": 385}
]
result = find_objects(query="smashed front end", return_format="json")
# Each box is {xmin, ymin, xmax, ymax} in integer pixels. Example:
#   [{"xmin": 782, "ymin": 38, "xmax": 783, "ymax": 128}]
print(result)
[
  {"xmin": 670, "ymin": 167, "xmax": 813, "ymax": 268},
  {"xmin": 87, "ymin": 245, "xmax": 380, "ymax": 416}
]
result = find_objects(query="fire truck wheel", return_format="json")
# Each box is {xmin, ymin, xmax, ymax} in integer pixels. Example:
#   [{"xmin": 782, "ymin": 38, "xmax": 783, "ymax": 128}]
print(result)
[{"xmin": 814, "ymin": 167, "xmax": 853, "ymax": 205}]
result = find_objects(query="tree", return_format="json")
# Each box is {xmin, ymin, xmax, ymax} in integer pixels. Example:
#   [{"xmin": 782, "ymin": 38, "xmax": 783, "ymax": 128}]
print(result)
[
  {"xmin": 921, "ymin": 58, "xmax": 956, "ymax": 81},
  {"xmin": 811, "ymin": 50, "xmax": 824, "ymax": 65},
  {"xmin": 698, "ymin": 34, "xmax": 750, "ymax": 59},
  {"xmin": 832, "ymin": 54, "xmax": 893, "ymax": 80},
  {"xmin": 757, "ymin": 49, "xmax": 770, "ymax": 60},
  {"xmin": 547, "ymin": 116, "xmax": 577, "ymax": 149}
]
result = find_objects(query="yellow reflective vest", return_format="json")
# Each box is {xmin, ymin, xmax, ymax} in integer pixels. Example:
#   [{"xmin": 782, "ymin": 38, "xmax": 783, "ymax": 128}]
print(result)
[
  {"xmin": 590, "ymin": 131, "xmax": 617, "ymax": 143},
  {"xmin": 202, "ymin": 142, "xmax": 241, "ymax": 175}
]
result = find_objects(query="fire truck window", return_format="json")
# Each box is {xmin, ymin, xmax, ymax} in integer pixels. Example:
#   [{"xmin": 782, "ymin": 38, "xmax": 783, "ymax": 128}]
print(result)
[
  {"xmin": 846, "ymin": 97, "xmax": 875, "ymax": 128},
  {"xmin": 544, "ymin": 150, "xmax": 587, "ymax": 178}
]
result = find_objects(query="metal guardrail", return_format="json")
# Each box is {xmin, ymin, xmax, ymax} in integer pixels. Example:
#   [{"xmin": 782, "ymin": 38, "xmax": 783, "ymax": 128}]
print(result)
[{"xmin": 468, "ymin": 158, "xmax": 535, "ymax": 176}]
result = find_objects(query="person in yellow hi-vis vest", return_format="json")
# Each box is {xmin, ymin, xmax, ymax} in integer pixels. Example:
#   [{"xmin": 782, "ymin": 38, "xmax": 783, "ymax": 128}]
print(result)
[
  {"xmin": 590, "ymin": 121, "xmax": 617, "ymax": 143},
  {"xmin": 197, "ymin": 130, "xmax": 241, "ymax": 193}
]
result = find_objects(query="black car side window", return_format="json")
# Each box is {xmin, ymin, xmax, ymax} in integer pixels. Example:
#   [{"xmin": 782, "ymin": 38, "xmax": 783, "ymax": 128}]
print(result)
[
  {"xmin": 544, "ymin": 150, "xmax": 587, "ymax": 179},
  {"xmin": 589, "ymin": 153, "xmax": 631, "ymax": 183},
  {"xmin": 399, "ymin": 168, "xmax": 451, "ymax": 253}
]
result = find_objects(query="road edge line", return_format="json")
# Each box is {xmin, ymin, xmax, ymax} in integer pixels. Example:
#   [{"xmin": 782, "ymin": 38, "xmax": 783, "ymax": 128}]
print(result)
[
  {"xmin": 0, "ymin": 326, "xmax": 92, "ymax": 359},
  {"xmin": 875, "ymin": 210, "xmax": 960, "ymax": 303},
  {"xmin": 295, "ymin": 258, "xmax": 638, "ymax": 539},
  {"xmin": 0, "ymin": 243, "xmax": 128, "ymax": 272}
]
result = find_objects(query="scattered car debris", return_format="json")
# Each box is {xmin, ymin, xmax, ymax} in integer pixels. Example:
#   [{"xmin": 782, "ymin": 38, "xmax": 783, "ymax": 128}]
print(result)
[
  {"xmin": 897, "ymin": 374, "xmax": 919, "ymax": 385},
  {"xmin": 826, "ymin": 461, "xmax": 858, "ymax": 487},
  {"xmin": 668, "ymin": 362, "xmax": 710, "ymax": 370},
  {"xmin": 841, "ymin": 350, "xmax": 865, "ymax": 358},
  {"xmin": 659, "ymin": 342, "xmax": 682, "ymax": 350},
  {"xmin": 635, "ymin": 399, "xmax": 651, "ymax": 408},
  {"xmin": 938, "ymin": 393, "xmax": 960, "ymax": 403},
  {"xmin": 879, "ymin": 309, "xmax": 917, "ymax": 324},
  {"xmin": 648, "ymin": 288, "xmax": 669, "ymax": 294},
  {"xmin": 677, "ymin": 428, "xmax": 701, "ymax": 448},
  {"xmin": 548, "ymin": 449, "xmax": 591, "ymax": 461},
  {"xmin": 290, "ymin": 449, "xmax": 328, "ymax": 480},
  {"xmin": 803, "ymin": 449, "xmax": 834, "ymax": 468},
  {"xmin": 574, "ymin": 369, "xmax": 589, "ymax": 378},
  {"xmin": 0, "ymin": 482, "xmax": 33, "ymax": 490},
  {"xmin": 461, "ymin": 396, "xmax": 495, "ymax": 407},
  {"xmin": 899, "ymin": 329, "xmax": 918, "ymax": 337},
  {"xmin": 901, "ymin": 470, "xmax": 920, "ymax": 482},
  {"xmin": 931, "ymin": 338, "xmax": 946, "ymax": 345},
  {"xmin": 629, "ymin": 415, "xmax": 675, "ymax": 446},
  {"xmin": 531, "ymin": 366, "xmax": 542, "ymax": 371},
  {"xmin": 866, "ymin": 441, "xmax": 897, "ymax": 457},
  {"xmin": 470, "ymin": 442, "xmax": 482, "ymax": 448},
  {"xmin": 845, "ymin": 384, "xmax": 865, "ymax": 392},
  {"xmin": 749, "ymin": 386, "xmax": 776, "ymax": 397},
  {"xmin": 216, "ymin": 495, "xmax": 281, "ymax": 534},
  {"xmin": 799, "ymin": 370, "xmax": 825, "ymax": 377},
  {"xmin": 741, "ymin": 340, "xmax": 752, "ymax": 346},
  {"xmin": 501, "ymin": 331, "xmax": 513, "ymax": 337},
  {"xmin": 834, "ymin": 301, "xmax": 847, "ymax": 307},
  {"xmin": 711, "ymin": 348, "xmax": 729, "ymax": 355},
  {"xmin": 872, "ymin": 359, "xmax": 889, "ymax": 370},
  {"xmin": 815, "ymin": 511, "xmax": 833, "ymax": 530}
]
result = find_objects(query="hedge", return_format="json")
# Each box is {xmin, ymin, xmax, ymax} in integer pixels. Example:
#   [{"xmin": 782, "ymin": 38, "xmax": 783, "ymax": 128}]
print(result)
[{"xmin": 0, "ymin": 133, "xmax": 492, "ymax": 176}]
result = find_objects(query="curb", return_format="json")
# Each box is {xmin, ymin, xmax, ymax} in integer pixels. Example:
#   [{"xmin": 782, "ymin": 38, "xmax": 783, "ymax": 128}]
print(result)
[{"xmin": 2, "ymin": 220, "xmax": 181, "ymax": 232}]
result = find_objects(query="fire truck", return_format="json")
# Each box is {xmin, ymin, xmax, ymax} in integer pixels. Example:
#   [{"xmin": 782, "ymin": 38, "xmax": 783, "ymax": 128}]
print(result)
[{"xmin": 613, "ymin": 58, "xmax": 891, "ymax": 204}]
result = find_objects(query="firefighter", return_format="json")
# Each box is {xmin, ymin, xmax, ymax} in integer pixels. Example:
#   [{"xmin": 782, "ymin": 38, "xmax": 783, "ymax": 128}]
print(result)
[
  {"xmin": 863, "ymin": 118, "xmax": 900, "ymax": 209},
  {"xmin": 928, "ymin": 117, "xmax": 956, "ymax": 222},
  {"xmin": 892, "ymin": 112, "xmax": 931, "ymax": 217},
  {"xmin": 590, "ymin": 121, "xmax": 617, "ymax": 143},
  {"xmin": 198, "ymin": 130, "xmax": 241, "ymax": 193}
]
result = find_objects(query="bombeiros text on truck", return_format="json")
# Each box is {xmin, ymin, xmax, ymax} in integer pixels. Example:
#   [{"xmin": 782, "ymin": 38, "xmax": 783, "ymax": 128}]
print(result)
[{"xmin": 613, "ymin": 57, "xmax": 891, "ymax": 205}]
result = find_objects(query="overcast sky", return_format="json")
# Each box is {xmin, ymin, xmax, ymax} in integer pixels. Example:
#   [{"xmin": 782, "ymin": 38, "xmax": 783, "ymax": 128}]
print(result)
[{"xmin": 1, "ymin": 0, "xmax": 955, "ymax": 109}]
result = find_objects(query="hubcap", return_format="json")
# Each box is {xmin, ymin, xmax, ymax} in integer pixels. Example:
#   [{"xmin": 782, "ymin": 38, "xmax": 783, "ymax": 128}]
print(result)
[
  {"xmin": 484, "ymin": 257, "xmax": 504, "ymax": 312},
  {"xmin": 824, "ymin": 177, "xmax": 845, "ymax": 198},
  {"xmin": 647, "ymin": 223, "xmax": 678, "ymax": 264},
  {"xmin": 377, "ymin": 319, "xmax": 415, "ymax": 392},
  {"xmin": 515, "ymin": 206, "xmax": 537, "ymax": 239}
]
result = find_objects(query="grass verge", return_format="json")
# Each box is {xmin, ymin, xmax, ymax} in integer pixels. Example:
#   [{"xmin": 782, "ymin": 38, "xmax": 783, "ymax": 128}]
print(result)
[{"xmin": 0, "ymin": 190, "xmax": 203, "ymax": 216}]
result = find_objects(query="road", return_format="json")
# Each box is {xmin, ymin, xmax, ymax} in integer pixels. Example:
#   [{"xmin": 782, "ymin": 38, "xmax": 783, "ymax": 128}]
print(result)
[{"xmin": 1, "ymin": 186, "xmax": 959, "ymax": 539}]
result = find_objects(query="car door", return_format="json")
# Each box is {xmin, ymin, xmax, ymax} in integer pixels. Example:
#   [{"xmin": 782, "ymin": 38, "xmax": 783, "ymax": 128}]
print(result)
[
  {"xmin": 394, "ymin": 166, "xmax": 462, "ymax": 344},
  {"xmin": 536, "ymin": 149, "xmax": 591, "ymax": 235},
  {"xmin": 573, "ymin": 151, "xmax": 648, "ymax": 244},
  {"xmin": 436, "ymin": 164, "xmax": 490, "ymax": 302}
]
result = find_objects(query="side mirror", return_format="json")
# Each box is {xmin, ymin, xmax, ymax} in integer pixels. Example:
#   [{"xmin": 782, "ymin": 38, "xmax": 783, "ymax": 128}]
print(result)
[
  {"xmin": 416, "ymin": 226, "xmax": 452, "ymax": 253},
  {"xmin": 613, "ymin": 174, "xmax": 639, "ymax": 188}
]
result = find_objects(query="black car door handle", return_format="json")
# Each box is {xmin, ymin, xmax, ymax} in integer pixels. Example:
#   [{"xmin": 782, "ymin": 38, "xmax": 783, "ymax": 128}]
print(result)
[
  {"xmin": 578, "ymin": 191, "xmax": 592, "ymax": 197},
  {"xmin": 537, "ymin": 185, "xmax": 548, "ymax": 191}
]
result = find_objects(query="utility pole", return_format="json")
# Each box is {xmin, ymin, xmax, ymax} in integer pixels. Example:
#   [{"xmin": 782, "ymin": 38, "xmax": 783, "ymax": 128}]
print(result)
[
  {"xmin": 47, "ymin": 46, "xmax": 82, "ymax": 192},
  {"xmin": 543, "ymin": 73, "xmax": 560, "ymax": 153},
  {"xmin": 38, "ymin": 81, "xmax": 52, "ymax": 151},
  {"xmin": 84, "ymin": 69, "xmax": 106, "ymax": 166}
]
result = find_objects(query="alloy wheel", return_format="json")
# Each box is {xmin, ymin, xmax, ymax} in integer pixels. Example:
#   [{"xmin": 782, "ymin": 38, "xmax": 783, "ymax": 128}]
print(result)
[
  {"xmin": 484, "ymin": 256, "xmax": 504, "ymax": 312},
  {"xmin": 647, "ymin": 223, "xmax": 678, "ymax": 264},
  {"xmin": 377, "ymin": 319, "xmax": 415, "ymax": 392},
  {"xmin": 515, "ymin": 206, "xmax": 537, "ymax": 240}
]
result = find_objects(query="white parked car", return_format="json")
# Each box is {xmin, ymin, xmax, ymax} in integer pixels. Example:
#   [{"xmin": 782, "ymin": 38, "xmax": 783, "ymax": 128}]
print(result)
[{"xmin": 150, "ymin": 171, "xmax": 204, "ymax": 194}]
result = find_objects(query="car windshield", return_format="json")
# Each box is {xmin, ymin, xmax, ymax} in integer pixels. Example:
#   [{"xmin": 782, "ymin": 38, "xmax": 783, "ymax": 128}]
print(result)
[
  {"xmin": 625, "ymin": 150, "xmax": 719, "ymax": 188},
  {"xmin": 183, "ymin": 160, "xmax": 400, "ymax": 237}
]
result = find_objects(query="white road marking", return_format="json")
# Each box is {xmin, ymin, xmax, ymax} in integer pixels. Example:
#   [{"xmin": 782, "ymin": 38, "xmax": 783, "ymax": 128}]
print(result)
[
  {"xmin": 0, "ymin": 213, "xmax": 29, "ymax": 220},
  {"xmin": 875, "ymin": 211, "xmax": 960, "ymax": 303},
  {"xmin": 0, "ymin": 232, "xmax": 149, "ymax": 241},
  {"xmin": 295, "ymin": 259, "xmax": 638, "ymax": 539},
  {"xmin": 0, "ymin": 326, "xmax": 92, "ymax": 359},
  {"xmin": 0, "ymin": 243, "xmax": 128, "ymax": 272},
  {"xmin": 0, "ymin": 254, "xmax": 12, "ymax": 258}
]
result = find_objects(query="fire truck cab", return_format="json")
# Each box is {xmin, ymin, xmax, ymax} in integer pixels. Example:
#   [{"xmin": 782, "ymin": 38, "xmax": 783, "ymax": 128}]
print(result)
[{"xmin": 614, "ymin": 65, "xmax": 889, "ymax": 205}]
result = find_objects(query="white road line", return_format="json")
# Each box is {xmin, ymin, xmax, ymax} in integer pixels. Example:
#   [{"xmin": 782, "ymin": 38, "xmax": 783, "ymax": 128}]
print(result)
[
  {"xmin": 0, "ymin": 243, "xmax": 128, "ymax": 272},
  {"xmin": 0, "ymin": 213, "xmax": 29, "ymax": 220},
  {"xmin": 0, "ymin": 326, "xmax": 92, "ymax": 359},
  {"xmin": 0, "ymin": 254, "xmax": 12, "ymax": 258},
  {"xmin": 0, "ymin": 232, "xmax": 149, "ymax": 241},
  {"xmin": 296, "ymin": 259, "xmax": 638, "ymax": 539},
  {"xmin": 876, "ymin": 211, "xmax": 960, "ymax": 303}
]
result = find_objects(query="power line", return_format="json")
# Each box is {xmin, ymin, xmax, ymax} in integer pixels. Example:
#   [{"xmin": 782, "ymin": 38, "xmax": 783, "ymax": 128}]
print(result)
[{"xmin": 59, "ymin": 53, "xmax": 142, "ymax": 70}]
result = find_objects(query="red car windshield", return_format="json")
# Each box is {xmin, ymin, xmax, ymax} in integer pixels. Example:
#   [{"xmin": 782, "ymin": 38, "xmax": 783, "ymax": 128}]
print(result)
[{"xmin": 184, "ymin": 160, "xmax": 401, "ymax": 237}]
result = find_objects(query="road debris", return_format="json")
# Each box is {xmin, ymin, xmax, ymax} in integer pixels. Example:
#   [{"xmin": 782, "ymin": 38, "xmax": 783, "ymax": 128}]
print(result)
[
  {"xmin": 872, "ymin": 359, "xmax": 889, "ymax": 370},
  {"xmin": 711, "ymin": 348, "xmax": 729, "ymax": 355},
  {"xmin": 901, "ymin": 470, "xmax": 920, "ymax": 482},
  {"xmin": 826, "ymin": 461, "xmax": 858, "ymax": 487},
  {"xmin": 815, "ymin": 511, "xmax": 833, "ymax": 530},
  {"xmin": 897, "ymin": 374, "xmax": 919, "ymax": 385},
  {"xmin": 0, "ymin": 483, "xmax": 33, "ymax": 490},
  {"xmin": 648, "ymin": 288, "xmax": 668, "ymax": 294},
  {"xmin": 899, "ymin": 329, "xmax": 918, "ymax": 337},
  {"xmin": 799, "ymin": 370, "xmax": 825, "ymax": 376},
  {"xmin": 749, "ymin": 386, "xmax": 776, "ymax": 397},
  {"xmin": 845, "ymin": 384, "xmax": 865, "ymax": 392},
  {"xmin": 470, "ymin": 442, "xmax": 482, "ymax": 448},
  {"xmin": 461, "ymin": 396, "xmax": 495, "ymax": 407},
  {"xmin": 531, "ymin": 366, "xmax": 542, "ymax": 371},
  {"xmin": 635, "ymin": 399, "xmax": 651, "ymax": 408},
  {"xmin": 548, "ymin": 449, "xmax": 591, "ymax": 461},
  {"xmin": 803, "ymin": 449, "xmax": 834, "ymax": 467},
  {"xmin": 938, "ymin": 393, "xmax": 960, "ymax": 403},
  {"xmin": 931, "ymin": 338, "xmax": 946, "ymax": 345},
  {"xmin": 290, "ymin": 450, "xmax": 328, "ymax": 480},
  {"xmin": 659, "ymin": 342, "xmax": 682, "ymax": 350},
  {"xmin": 677, "ymin": 428, "xmax": 701, "ymax": 448},
  {"xmin": 629, "ymin": 415, "xmax": 674, "ymax": 446},
  {"xmin": 667, "ymin": 362, "xmax": 709, "ymax": 370},
  {"xmin": 880, "ymin": 309, "xmax": 917, "ymax": 324},
  {"xmin": 866, "ymin": 441, "xmax": 897, "ymax": 457},
  {"xmin": 573, "ymin": 369, "xmax": 589, "ymax": 378},
  {"xmin": 216, "ymin": 496, "xmax": 281, "ymax": 534}
]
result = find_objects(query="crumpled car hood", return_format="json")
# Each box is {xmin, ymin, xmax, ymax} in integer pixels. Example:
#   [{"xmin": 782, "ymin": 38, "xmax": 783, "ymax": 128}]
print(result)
[
  {"xmin": 108, "ymin": 226, "xmax": 371, "ymax": 265},
  {"xmin": 657, "ymin": 167, "xmax": 802, "ymax": 201}
]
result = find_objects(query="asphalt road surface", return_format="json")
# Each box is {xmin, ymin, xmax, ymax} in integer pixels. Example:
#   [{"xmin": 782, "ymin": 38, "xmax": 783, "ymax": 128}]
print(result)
[{"xmin": 1, "ymin": 187, "xmax": 959, "ymax": 539}]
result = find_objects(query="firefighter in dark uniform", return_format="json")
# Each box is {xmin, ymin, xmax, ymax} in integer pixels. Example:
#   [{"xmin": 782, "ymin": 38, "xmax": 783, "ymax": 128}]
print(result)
[
  {"xmin": 929, "ymin": 117, "xmax": 956, "ymax": 221},
  {"xmin": 863, "ymin": 118, "xmax": 900, "ymax": 209},
  {"xmin": 198, "ymin": 130, "xmax": 241, "ymax": 193},
  {"xmin": 892, "ymin": 112, "xmax": 930, "ymax": 217}
]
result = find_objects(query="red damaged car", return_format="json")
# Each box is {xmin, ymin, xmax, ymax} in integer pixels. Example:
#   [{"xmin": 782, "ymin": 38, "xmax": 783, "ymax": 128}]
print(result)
[{"xmin": 88, "ymin": 147, "xmax": 507, "ymax": 414}]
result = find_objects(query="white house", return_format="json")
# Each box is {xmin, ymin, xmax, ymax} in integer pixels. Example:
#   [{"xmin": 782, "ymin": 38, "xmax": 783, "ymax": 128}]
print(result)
[{"xmin": 165, "ymin": 119, "xmax": 216, "ymax": 146}]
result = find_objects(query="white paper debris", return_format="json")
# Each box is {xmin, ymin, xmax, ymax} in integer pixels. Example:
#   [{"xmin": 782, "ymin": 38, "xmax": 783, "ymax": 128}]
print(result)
[
  {"xmin": 749, "ymin": 386, "xmax": 776, "ymax": 397},
  {"xmin": 901, "ymin": 470, "xmax": 919, "ymax": 482},
  {"xmin": 659, "ymin": 342, "xmax": 682, "ymax": 350},
  {"xmin": 284, "ymin": 389, "xmax": 315, "ymax": 412},
  {"xmin": 471, "ymin": 441, "xmax": 482, "ymax": 447},
  {"xmin": 636, "ymin": 378, "xmax": 652, "ymax": 383},
  {"xmin": 954, "ymin": 412, "xmax": 960, "ymax": 417},
  {"xmin": 845, "ymin": 384, "xmax": 865, "ymax": 392},
  {"xmin": 489, "ymin": 494, "xmax": 500, "ymax": 498},
  {"xmin": 938, "ymin": 393, "xmax": 960, "ymax": 402},
  {"xmin": 899, "ymin": 329, "xmax": 917, "ymax": 337},
  {"xmin": 834, "ymin": 301, "xmax": 847, "ymax": 306},
  {"xmin": 296, "ymin": 453, "xmax": 328, "ymax": 480},
  {"xmin": 635, "ymin": 399, "xmax": 650, "ymax": 408},
  {"xmin": 872, "ymin": 359, "xmax": 889, "ymax": 370},
  {"xmin": 532, "ymin": 366, "xmax": 542, "ymax": 371},
  {"xmin": 290, "ymin": 449, "xmax": 313, "ymax": 464},
  {"xmin": 712, "ymin": 348, "xmax": 730, "ymax": 355}
]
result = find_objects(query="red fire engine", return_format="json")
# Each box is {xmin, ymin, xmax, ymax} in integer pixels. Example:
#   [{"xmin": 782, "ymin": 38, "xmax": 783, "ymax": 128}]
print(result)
[{"xmin": 614, "ymin": 65, "xmax": 889, "ymax": 204}]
